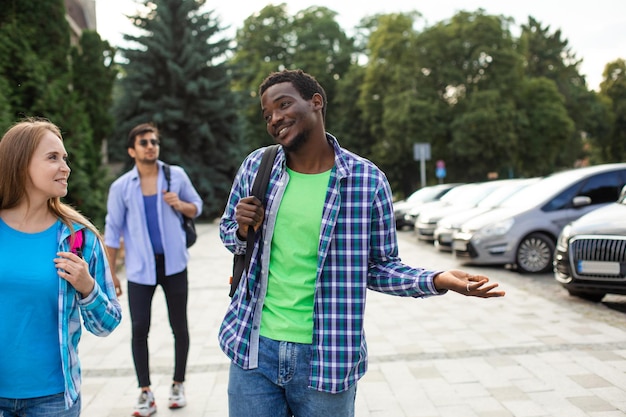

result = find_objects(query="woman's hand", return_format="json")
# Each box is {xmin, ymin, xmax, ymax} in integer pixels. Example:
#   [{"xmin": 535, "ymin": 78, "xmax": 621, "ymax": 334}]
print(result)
[{"xmin": 55, "ymin": 251, "xmax": 95, "ymax": 298}]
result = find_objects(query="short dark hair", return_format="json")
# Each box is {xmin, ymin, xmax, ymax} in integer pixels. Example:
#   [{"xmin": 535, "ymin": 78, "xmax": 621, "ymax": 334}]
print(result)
[
  {"xmin": 259, "ymin": 69, "xmax": 327, "ymax": 121},
  {"xmin": 127, "ymin": 123, "xmax": 159, "ymax": 148}
]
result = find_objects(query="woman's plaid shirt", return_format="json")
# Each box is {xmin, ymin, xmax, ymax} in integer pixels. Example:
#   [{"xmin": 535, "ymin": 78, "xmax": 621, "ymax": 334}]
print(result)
[{"xmin": 219, "ymin": 135, "xmax": 443, "ymax": 393}]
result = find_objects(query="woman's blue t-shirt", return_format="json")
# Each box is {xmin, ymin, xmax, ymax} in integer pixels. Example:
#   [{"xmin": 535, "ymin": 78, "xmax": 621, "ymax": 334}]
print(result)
[{"xmin": 0, "ymin": 218, "xmax": 65, "ymax": 398}]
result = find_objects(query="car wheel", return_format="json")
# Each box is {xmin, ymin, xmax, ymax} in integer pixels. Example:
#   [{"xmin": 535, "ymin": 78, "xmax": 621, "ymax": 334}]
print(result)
[
  {"xmin": 516, "ymin": 232, "xmax": 555, "ymax": 274},
  {"xmin": 566, "ymin": 289, "xmax": 605, "ymax": 303}
]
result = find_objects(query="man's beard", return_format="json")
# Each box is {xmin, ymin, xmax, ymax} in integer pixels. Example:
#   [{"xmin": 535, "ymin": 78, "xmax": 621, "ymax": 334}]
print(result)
[
  {"xmin": 138, "ymin": 155, "xmax": 158, "ymax": 164},
  {"xmin": 282, "ymin": 128, "xmax": 310, "ymax": 153}
]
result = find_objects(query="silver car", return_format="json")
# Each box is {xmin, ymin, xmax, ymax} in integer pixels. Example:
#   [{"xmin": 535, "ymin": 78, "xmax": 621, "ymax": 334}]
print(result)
[
  {"xmin": 416, "ymin": 179, "xmax": 528, "ymax": 243},
  {"xmin": 452, "ymin": 163, "xmax": 626, "ymax": 273},
  {"xmin": 433, "ymin": 178, "xmax": 540, "ymax": 251},
  {"xmin": 393, "ymin": 183, "xmax": 462, "ymax": 230}
]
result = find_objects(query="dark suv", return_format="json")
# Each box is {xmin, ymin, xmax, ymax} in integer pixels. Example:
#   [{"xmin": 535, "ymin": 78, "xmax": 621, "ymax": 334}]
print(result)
[{"xmin": 554, "ymin": 185, "xmax": 626, "ymax": 302}]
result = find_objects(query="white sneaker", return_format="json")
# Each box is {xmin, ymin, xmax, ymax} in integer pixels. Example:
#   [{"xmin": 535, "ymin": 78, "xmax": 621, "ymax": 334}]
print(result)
[
  {"xmin": 168, "ymin": 383, "xmax": 187, "ymax": 409},
  {"xmin": 132, "ymin": 390, "xmax": 156, "ymax": 416}
]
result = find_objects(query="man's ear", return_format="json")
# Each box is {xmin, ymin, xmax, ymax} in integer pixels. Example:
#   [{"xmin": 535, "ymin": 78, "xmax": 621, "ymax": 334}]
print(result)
[
  {"xmin": 128, "ymin": 147, "xmax": 136, "ymax": 159},
  {"xmin": 311, "ymin": 93, "xmax": 324, "ymax": 111}
]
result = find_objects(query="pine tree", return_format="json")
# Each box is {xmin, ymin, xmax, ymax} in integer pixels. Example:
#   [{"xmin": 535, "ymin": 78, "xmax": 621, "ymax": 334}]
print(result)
[{"xmin": 112, "ymin": 0, "xmax": 246, "ymax": 218}]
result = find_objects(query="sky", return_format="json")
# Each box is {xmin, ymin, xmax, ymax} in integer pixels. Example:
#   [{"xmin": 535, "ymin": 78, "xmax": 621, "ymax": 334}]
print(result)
[{"xmin": 95, "ymin": 0, "xmax": 626, "ymax": 91}]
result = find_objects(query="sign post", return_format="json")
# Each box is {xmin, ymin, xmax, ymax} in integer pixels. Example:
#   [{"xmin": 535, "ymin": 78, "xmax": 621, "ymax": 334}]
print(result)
[{"xmin": 413, "ymin": 143, "xmax": 431, "ymax": 188}]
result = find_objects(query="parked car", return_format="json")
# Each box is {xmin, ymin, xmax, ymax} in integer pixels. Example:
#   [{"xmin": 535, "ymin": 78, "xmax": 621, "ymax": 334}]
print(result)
[
  {"xmin": 452, "ymin": 163, "xmax": 626, "ymax": 273},
  {"xmin": 554, "ymin": 185, "xmax": 626, "ymax": 302},
  {"xmin": 433, "ymin": 178, "xmax": 540, "ymax": 251},
  {"xmin": 393, "ymin": 183, "xmax": 461, "ymax": 230},
  {"xmin": 415, "ymin": 180, "xmax": 519, "ymax": 243}
]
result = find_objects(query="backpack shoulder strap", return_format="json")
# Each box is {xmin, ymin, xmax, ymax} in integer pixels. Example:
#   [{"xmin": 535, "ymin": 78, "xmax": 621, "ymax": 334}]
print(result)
[
  {"xmin": 230, "ymin": 145, "xmax": 280, "ymax": 299},
  {"xmin": 70, "ymin": 229, "xmax": 85, "ymax": 258},
  {"xmin": 250, "ymin": 145, "xmax": 279, "ymax": 202},
  {"xmin": 162, "ymin": 164, "xmax": 171, "ymax": 192}
]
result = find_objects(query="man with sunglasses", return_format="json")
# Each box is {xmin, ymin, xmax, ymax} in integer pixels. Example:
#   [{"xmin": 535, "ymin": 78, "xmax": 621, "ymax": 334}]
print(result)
[{"xmin": 104, "ymin": 122, "xmax": 202, "ymax": 416}]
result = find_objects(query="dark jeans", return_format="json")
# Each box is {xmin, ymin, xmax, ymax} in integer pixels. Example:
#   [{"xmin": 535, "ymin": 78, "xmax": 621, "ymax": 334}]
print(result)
[{"xmin": 127, "ymin": 255, "xmax": 189, "ymax": 387}]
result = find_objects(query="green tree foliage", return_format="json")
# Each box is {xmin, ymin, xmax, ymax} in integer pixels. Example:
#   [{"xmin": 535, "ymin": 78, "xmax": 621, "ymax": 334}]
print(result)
[
  {"xmin": 519, "ymin": 17, "xmax": 587, "ymax": 168},
  {"xmin": 230, "ymin": 4, "xmax": 294, "ymax": 151},
  {"xmin": 356, "ymin": 10, "xmax": 526, "ymax": 190},
  {"xmin": 519, "ymin": 17, "xmax": 583, "ymax": 85},
  {"xmin": 230, "ymin": 3, "xmax": 355, "ymax": 151},
  {"xmin": 71, "ymin": 31, "xmax": 117, "ymax": 149},
  {"xmin": 0, "ymin": 9, "xmax": 52, "ymax": 117},
  {"xmin": 450, "ymin": 90, "xmax": 517, "ymax": 180},
  {"xmin": 583, "ymin": 91, "xmax": 614, "ymax": 164},
  {"xmin": 596, "ymin": 59, "xmax": 626, "ymax": 161},
  {"xmin": 514, "ymin": 77, "xmax": 575, "ymax": 176},
  {"xmin": 68, "ymin": 31, "xmax": 118, "ymax": 226},
  {"xmin": 289, "ymin": 6, "xmax": 355, "ymax": 125},
  {"xmin": 2, "ymin": 3, "xmax": 624, "ymax": 219},
  {"xmin": 0, "ymin": 0, "xmax": 110, "ymax": 226},
  {"xmin": 413, "ymin": 11, "xmax": 526, "ymax": 182},
  {"xmin": 0, "ymin": 78, "xmax": 12, "ymax": 129},
  {"xmin": 112, "ymin": 0, "xmax": 245, "ymax": 218},
  {"xmin": 229, "ymin": 6, "xmax": 624, "ymax": 196},
  {"xmin": 330, "ymin": 65, "xmax": 374, "ymax": 156},
  {"xmin": 357, "ymin": 12, "xmax": 431, "ymax": 194}
]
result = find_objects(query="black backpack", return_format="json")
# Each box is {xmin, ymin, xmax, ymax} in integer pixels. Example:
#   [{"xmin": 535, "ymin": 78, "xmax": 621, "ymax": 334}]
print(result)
[
  {"xmin": 163, "ymin": 164, "xmax": 197, "ymax": 248},
  {"xmin": 230, "ymin": 145, "xmax": 279, "ymax": 299}
]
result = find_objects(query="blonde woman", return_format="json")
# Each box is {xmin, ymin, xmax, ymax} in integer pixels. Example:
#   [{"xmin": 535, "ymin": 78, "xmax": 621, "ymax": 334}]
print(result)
[{"xmin": 0, "ymin": 118, "xmax": 122, "ymax": 416}]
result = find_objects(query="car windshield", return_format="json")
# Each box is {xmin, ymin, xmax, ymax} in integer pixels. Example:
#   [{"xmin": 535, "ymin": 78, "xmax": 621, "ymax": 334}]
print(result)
[
  {"xmin": 476, "ymin": 179, "xmax": 539, "ymax": 208},
  {"xmin": 440, "ymin": 183, "xmax": 492, "ymax": 206},
  {"xmin": 499, "ymin": 172, "xmax": 587, "ymax": 209},
  {"xmin": 406, "ymin": 185, "xmax": 449, "ymax": 203}
]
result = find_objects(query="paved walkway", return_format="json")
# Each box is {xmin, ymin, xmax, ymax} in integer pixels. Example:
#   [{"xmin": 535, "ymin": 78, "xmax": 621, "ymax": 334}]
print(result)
[{"xmin": 80, "ymin": 223, "xmax": 626, "ymax": 416}]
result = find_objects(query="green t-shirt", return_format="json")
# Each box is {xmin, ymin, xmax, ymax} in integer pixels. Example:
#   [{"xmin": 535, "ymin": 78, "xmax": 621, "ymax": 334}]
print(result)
[{"xmin": 260, "ymin": 167, "xmax": 331, "ymax": 344}]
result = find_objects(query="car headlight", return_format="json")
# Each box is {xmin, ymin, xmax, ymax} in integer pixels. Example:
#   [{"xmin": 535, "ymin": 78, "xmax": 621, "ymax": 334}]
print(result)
[
  {"xmin": 407, "ymin": 207, "xmax": 420, "ymax": 216},
  {"xmin": 557, "ymin": 224, "xmax": 572, "ymax": 251},
  {"xmin": 474, "ymin": 218, "xmax": 514, "ymax": 241}
]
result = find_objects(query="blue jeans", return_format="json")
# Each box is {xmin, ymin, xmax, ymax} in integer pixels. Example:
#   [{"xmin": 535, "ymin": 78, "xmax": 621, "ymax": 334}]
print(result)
[
  {"xmin": 228, "ymin": 336, "xmax": 356, "ymax": 417},
  {"xmin": 0, "ymin": 393, "xmax": 80, "ymax": 417}
]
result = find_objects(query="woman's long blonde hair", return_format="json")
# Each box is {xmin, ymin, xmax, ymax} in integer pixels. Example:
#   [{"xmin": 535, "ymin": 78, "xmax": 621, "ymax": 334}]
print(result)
[{"xmin": 0, "ymin": 118, "xmax": 102, "ymax": 244}]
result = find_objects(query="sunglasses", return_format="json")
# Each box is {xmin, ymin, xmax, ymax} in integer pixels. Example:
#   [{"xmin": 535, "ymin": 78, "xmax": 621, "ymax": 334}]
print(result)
[{"xmin": 138, "ymin": 139, "xmax": 160, "ymax": 147}]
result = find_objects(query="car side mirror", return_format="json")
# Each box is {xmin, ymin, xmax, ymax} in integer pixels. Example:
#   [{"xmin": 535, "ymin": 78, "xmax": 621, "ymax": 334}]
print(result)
[
  {"xmin": 572, "ymin": 196, "xmax": 592, "ymax": 208},
  {"xmin": 620, "ymin": 184, "xmax": 626, "ymax": 201}
]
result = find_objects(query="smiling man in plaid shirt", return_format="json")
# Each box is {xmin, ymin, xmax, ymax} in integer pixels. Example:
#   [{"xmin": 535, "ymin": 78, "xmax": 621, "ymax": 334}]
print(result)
[{"xmin": 219, "ymin": 69, "xmax": 505, "ymax": 417}]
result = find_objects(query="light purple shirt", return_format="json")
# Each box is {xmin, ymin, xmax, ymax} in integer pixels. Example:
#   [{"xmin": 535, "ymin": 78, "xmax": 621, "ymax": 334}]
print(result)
[{"xmin": 104, "ymin": 161, "xmax": 202, "ymax": 284}]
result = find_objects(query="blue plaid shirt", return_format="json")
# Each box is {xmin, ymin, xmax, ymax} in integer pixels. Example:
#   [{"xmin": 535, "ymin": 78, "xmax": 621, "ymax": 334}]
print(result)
[
  {"xmin": 58, "ymin": 222, "xmax": 122, "ymax": 408},
  {"xmin": 219, "ymin": 134, "xmax": 444, "ymax": 393}
]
